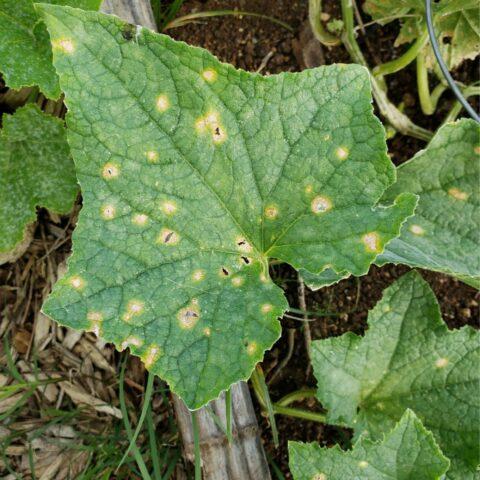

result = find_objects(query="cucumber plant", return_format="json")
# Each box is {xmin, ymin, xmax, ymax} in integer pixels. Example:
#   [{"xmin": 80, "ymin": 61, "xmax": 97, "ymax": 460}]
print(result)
[
  {"xmin": 0, "ymin": 104, "xmax": 77, "ymax": 263},
  {"xmin": 36, "ymin": 3, "xmax": 417, "ymax": 409},
  {"xmin": 364, "ymin": 0, "xmax": 480, "ymax": 115},
  {"xmin": 289, "ymin": 409, "xmax": 449, "ymax": 480},
  {"xmin": 292, "ymin": 271, "xmax": 480, "ymax": 479}
]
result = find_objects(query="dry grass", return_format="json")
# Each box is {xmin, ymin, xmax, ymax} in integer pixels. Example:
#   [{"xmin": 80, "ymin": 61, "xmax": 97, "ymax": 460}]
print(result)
[{"xmin": 0, "ymin": 208, "xmax": 183, "ymax": 479}]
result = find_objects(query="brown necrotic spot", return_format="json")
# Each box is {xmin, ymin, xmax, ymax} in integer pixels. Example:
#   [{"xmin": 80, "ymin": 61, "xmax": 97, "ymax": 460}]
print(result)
[
  {"xmin": 178, "ymin": 301, "xmax": 200, "ymax": 330},
  {"xmin": 220, "ymin": 267, "xmax": 230, "ymax": 277},
  {"xmin": 157, "ymin": 228, "xmax": 180, "ymax": 245}
]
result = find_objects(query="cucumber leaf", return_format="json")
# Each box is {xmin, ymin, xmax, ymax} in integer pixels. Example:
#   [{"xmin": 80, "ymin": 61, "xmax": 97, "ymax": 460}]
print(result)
[
  {"xmin": 363, "ymin": 0, "xmax": 480, "ymax": 69},
  {"xmin": 0, "ymin": 104, "xmax": 77, "ymax": 263},
  {"xmin": 0, "ymin": 0, "xmax": 102, "ymax": 99},
  {"xmin": 311, "ymin": 271, "xmax": 480, "ymax": 479},
  {"xmin": 379, "ymin": 119, "xmax": 480, "ymax": 287},
  {"xmin": 299, "ymin": 267, "xmax": 348, "ymax": 291},
  {"xmin": 289, "ymin": 409, "xmax": 449, "ymax": 480},
  {"xmin": 37, "ymin": 4, "xmax": 416, "ymax": 409},
  {"xmin": 303, "ymin": 119, "xmax": 480, "ymax": 291}
]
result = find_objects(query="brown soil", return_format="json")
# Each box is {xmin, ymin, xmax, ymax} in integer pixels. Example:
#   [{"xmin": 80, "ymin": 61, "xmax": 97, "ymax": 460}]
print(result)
[{"xmin": 1, "ymin": 1, "xmax": 478, "ymax": 478}]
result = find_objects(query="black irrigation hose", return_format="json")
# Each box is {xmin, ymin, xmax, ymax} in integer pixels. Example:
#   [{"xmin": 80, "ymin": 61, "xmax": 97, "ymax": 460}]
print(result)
[{"xmin": 425, "ymin": 0, "xmax": 480, "ymax": 122}]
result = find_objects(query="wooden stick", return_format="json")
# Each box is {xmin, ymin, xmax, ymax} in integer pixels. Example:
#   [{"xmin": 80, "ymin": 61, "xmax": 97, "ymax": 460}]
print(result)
[{"xmin": 173, "ymin": 383, "xmax": 271, "ymax": 480}]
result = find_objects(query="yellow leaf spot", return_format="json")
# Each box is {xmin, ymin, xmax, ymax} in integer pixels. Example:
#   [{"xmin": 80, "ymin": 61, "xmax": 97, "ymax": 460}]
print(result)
[
  {"xmin": 435, "ymin": 357, "xmax": 449, "ymax": 368},
  {"xmin": 156, "ymin": 94, "xmax": 169, "ymax": 112},
  {"xmin": 157, "ymin": 228, "xmax": 180, "ymax": 245},
  {"xmin": 121, "ymin": 336, "xmax": 143, "ymax": 350},
  {"xmin": 69, "ymin": 275, "xmax": 85, "ymax": 290},
  {"xmin": 261, "ymin": 304, "xmax": 273, "ymax": 314},
  {"xmin": 231, "ymin": 276, "xmax": 244, "ymax": 287},
  {"xmin": 192, "ymin": 269, "xmax": 205, "ymax": 282},
  {"xmin": 362, "ymin": 232, "xmax": 381, "ymax": 253},
  {"xmin": 142, "ymin": 344, "xmax": 161, "ymax": 368},
  {"xmin": 202, "ymin": 68, "xmax": 217, "ymax": 82},
  {"xmin": 305, "ymin": 184, "xmax": 313, "ymax": 194},
  {"xmin": 101, "ymin": 205, "xmax": 116, "ymax": 220},
  {"xmin": 178, "ymin": 301, "xmax": 200, "ymax": 330},
  {"xmin": 132, "ymin": 213, "xmax": 148, "ymax": 226},
  {"xmin": 195, "ymin": 110, "xmax": 227, "ymax": 144},
  {"xmin": 123, "ymin": 300, "xmax": 145, "ymax": 322},
  {"xmin": 52, "ymin": 38, "xmax": 75, "ymax": 54},
  {"xmin": 448, "ymin": 187, "xmax": 468, "ymax": 201},
  {"xmin": 146, "ymin": 150, "xmax": 159, "ymax": 163},
  {"xmin": 259, "ymin": 272, "xmax": 269, "ymax": 283},
  {"xmin": 311, "ymin": 195, "xmax": 332, "ymax": 214},
  {"xmin": 264, "ymin": 205, "xmax": 279, "ymax": 219},
  {"xmin": 409, "ymin": 224, "xmax": 425, "ymax": 235},
  {"xmin": 335, "ymin": 146, "xmax": 349, "ymax": 160},
  {"xmin": 236, "ymin": 237, "xmax": 253, "ymax": 253},
  {"xmin": 474, "ymin": 145, "xmax": 480, "ymax": 155},
  {"xmin": 87, "ymin": 311, "xmax": 103, "ymax": 322},
  {"xmin": 203, "ymin": 327, "xmax": 211, "ymax": 337},
  {"xmin": 86, "ymin": 311, "xmax": 103, "ymax": 336},
  {"xmin": 246, "ymin": 341, "xmax": 257, "ymax": 355},
  {"xmin": 102, "ymin": 162, "xmax": 120, "ymax": 179},
  {"xmin": 323, "ymin": 134, "xmax": 331, "ymax": 141},
  {"xmin": 161, "ymin": 200, "xmax": 177, "ymax": 216},
  {"xmin": 358, "ymin": 461, "xmax": 368, "ymax": 469}
]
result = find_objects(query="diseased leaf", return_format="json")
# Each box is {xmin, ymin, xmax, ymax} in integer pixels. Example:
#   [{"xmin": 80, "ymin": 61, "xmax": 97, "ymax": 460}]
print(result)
[
  {"xmin": 379, "ymin": 119, "xmax": 480, "ymax": 287},
  {"xmin": 37, "ymin": 4, "xmax": 416, "ymax": 409},
  {"xmin": 363, "ymin": 0, "xmax": 480, "ymax": 69},
  {"xmin": 0, "ymin": 0, "xmax": 102, "ymax": 99},
  {"xmin": 311, "ymin": 271, "xmax": 480, "ymax": 479},
  {"xmin": 0, "ymin": 104, "xmax": 77, "ymax": 263},
  {"xmin": 289, "ymin": 409, "xmax": 449, "ymax": 480},
  {"xmin": 302, "ymin": 119, "xmax": 480, "ymax": 291}
]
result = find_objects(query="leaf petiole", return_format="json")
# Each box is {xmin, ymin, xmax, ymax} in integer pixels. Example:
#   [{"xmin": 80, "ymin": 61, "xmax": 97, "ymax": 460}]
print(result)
[{"xmin": 373, "ymin": 28, "xmax": 429, "ymax": 77}]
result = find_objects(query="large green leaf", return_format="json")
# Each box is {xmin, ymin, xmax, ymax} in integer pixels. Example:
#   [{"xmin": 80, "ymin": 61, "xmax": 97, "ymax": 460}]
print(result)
[
  {"xmin": 379, "ymin": 119, "xmax": 480, "ymax": 287},
  {"xmin": 363, "ymin": 0, "xmax": 480, "ymax": 69},
  {"xmin": 289, "ymin": 409, "xmax": 449, "ymax": 480},
  {"xmin": 0, "ymin": 0, "xmax": 101, "ymax": 99},
  {"xmin": 37, "ymin": 4, "xmax": 416, "ymax": 409},
  {"xmin": 0, "ymin": 103, "xmax": 77, "ymax": 263},
  {"xmin": 311, "ymin": 271, "xmax": 480, "ymax": 479}
]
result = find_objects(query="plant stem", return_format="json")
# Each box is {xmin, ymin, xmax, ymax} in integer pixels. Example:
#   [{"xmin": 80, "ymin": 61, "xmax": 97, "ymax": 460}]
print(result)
[
  {"xmin": 273, "ymin": 405, "xmax": 327, "ymax": 424},
  {"xmin": 276, "ymin": 389, "xmax": 317, "ymax": 407},
  {"xmin": 252, "ymin": 366, "xmax": 279, "ymax": 447},
  {"xmin": 373, "ymin": 28, "xmax": 428, "ymax": 77},
  {"xmin": 416, "ymin": 51, "xmax": 447, "ymax": 115},
  {"xmin": 339, "ymin": 0, "xmax": 432, "ymax": 141},
  {"xmin": 417, "ymin": 51, "xmax": 434, "ymax": 115},
  {"xmin": 308, "ymin": 0, "xmax": 341, "ymax": 46},
  {"xmin": 192, "ymin": 411, "xmax": 202, "ymax": 480},
  {"xmin": 225, "ymin": 388, "xmax": 233, "ymax": 445},
  {"xmin": 442, "ymin": 85, "xmax": 480, "ymax": 124}
]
